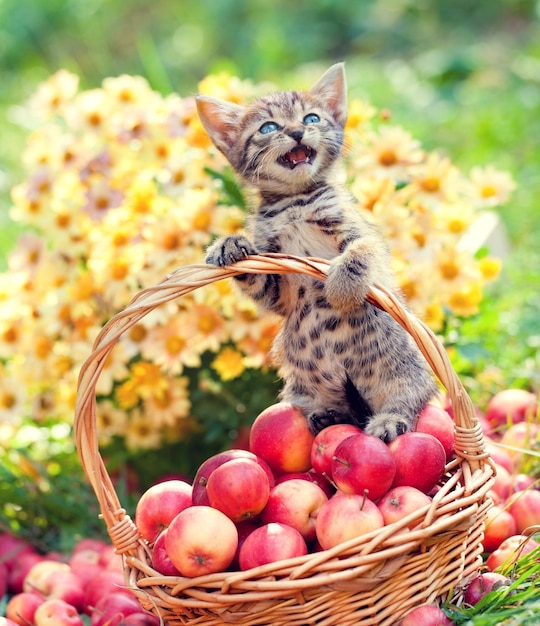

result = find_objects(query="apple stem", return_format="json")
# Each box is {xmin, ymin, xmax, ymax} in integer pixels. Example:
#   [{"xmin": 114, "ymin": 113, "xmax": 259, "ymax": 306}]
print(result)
[
  {"xmin": 331, "ymin": 455, "xmax": 350, "ymax": 468},
  {"xmin": 361, "ymin": 489, "xmax": 369, "ymax": 510}
]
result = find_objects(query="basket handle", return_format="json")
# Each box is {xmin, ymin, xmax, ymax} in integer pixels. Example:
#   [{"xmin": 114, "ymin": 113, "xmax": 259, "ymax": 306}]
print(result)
[{"xmin": 74, "ymin": 253, "xmax": 487, "ymax": 553}]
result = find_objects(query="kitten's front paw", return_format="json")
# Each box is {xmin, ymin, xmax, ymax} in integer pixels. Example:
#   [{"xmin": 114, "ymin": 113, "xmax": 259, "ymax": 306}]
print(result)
[
  {"xmin": 325, "ymin": 255, "xmax": 371, "ymax": 311},
  {"xmin": 364, "ymin": 412, "xmax": 412, "ymax": 443},
  {"xmin": 206, "ymin": 235, "xmax": 258, "ymax": 267},
  {"xmin": 307, "ymin": 409, "xmax": 351, "ymax": 435}
]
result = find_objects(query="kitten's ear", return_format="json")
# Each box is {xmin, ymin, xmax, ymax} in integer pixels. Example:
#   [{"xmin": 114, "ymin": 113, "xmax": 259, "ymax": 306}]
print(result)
[
  {"xmin": 309, "ymin": 63, "xmax": 347, "ymax": 127},
  {"xmin": 195, "ymin": 96, "xmax": 244, "ymax": 154}
]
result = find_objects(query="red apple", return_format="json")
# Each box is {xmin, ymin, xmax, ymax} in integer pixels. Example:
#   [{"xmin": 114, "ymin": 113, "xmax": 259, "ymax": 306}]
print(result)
[
  {"xmin": 231, "ymin": 521, "xmax": 259, "ymax": 570},
  {"xmin": 90, "ymin": 592, "xmax": 142, "ymax": 626},
  {"xmin": 249, "ymin": 402, "xmax": 315, "ymax": 474},
  {"xmin": 151, "ymin": 529, "xmax": 180, "ymax": 576},
  {"xmin": 483, "ymin": 504, "xmax": 517, "ymax": 553},
  {"xmin": 512, "ymin": 473, "xmax": 537, "ymax": 492},
  {"xmin": 315, "ymin": 493, "xmax": 384, "ymax": 550},
  {"xmin": 192, "ymin": 449, "xmax": 274, "ymax": 506},
  {"xmin": 238, "ymin": 522, "xmax": 308, "ymax": 570},
  {"xmin": 206, "ymin": 458, "xmax": 271, "ymax": 522},
  {"xmin": 7, "ymin": 551, "xmax": 44, "ymax": 594},
  {"xmin": 490, "ymin": 463, "xmax": 513, "ymax": 502},
  {"xmin": 261, "ymin": 478, "xmax": 328, "ymax": 542},
  {"xmin": 6, "ymin": 592, "xmax": 46, "ymax": 626},
  {"xmin": 401, "ymin": 604, "xmax": 455, "ymax": 625},
  {"xmin": 0, "ymin": 562, "xmax": 7, "ymax": 599},
  {"xmin": 83, "ymin": 570, "xmax": 128, "ymax": 615},
  {"xmin": 310, "ymin": 423, "xmax": 363, "ymax": 477},
  {"xmin": 23, "ymin": 560, "xmax": 70, "ymax": 595},
  {"xmin": 165, "ymin": 506, "xmax": 238, "ymax": 577},
  {"xmin": 331, "ymin": 433, "xmax": 396, "ymax": 501},
  {"xmin": 388, "ymin": 432, "xmax": 446, "ymax": 494},
  {"xmin": 34, "ymin": 599, "xmax": 84, "ymax": 626},
  {"xmin": 99, "ymin": 544, "xmax": 123, "ymax": 573},
  {"xmin": 275, "ymin": 470, "xmax": 335, "ymax": 498},
  {"xmin": 0, "ymin": 534, "xmax": 35, "ymax": 571},
  {"xmin": 377, "ymin": 485, "xmax": 432, "ymax": 529},
  {"xmin": 507, "ymin": 489, "xmax": 540, "ymax": 534},
  {"xmin": 499, "ymin": 422, "xmax": 539, "ymax": 470},
  {"xmin": 485, "ymin": 388, "xmax": 537, "ymax": 429},
  {"xmin": 68, "ymin": 549, "xmax": 102, "ymax": 587},
  {"xmin": 463, "ymin": 572, "xmax": 511, "ymax": 606},
  {"xmin": 135, "ymin": 479, "xmax": 192, "ymax": 544},
  {"xmin": 485, "ymin": 534, "xmax": 539, "ymax": 571},
  {"xmin": 485, "ymin": 440, "xmax": 513, "ymax": 473},
  {"xmin": 40, "ymin": 569, "xmax": 86, "ymax": 612},
  {"xmin": 415, "ymin": 403, "xmax": 455, "ymax": 461},
  {"xmin": 72, "ymin": 537, "xmax": 109, "ymax": 554}
]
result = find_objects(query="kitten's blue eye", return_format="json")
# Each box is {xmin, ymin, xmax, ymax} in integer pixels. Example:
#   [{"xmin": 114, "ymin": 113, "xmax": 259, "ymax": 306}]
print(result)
[
  {"xmin": 260, "ymin": 121, "xmax": 279, "ymax": 134},
  {"xmin": 303, "ymin": 113, "xmax": 320, "ymax": 124}
]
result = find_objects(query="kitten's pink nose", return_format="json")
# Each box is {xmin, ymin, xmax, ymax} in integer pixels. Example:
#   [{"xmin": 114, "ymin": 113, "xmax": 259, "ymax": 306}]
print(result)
[{"xmin": 290, "ymin": 129, "xmax": 304, "ymax": 143}]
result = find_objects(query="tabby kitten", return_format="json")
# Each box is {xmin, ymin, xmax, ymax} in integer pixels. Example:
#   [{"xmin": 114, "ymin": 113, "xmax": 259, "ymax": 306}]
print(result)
[{"xmin": 196, "ymin": 63, "xmax": 438, "ymax": 442}]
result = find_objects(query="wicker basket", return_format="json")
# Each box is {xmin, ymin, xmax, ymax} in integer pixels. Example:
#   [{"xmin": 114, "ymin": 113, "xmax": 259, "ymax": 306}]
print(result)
[{"xmin": 74, "ymin": 254, "xmax": 495, "ymax": 626}]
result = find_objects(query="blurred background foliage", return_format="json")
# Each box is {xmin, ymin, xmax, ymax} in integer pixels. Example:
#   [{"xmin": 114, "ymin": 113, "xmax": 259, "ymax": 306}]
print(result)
[{"xmin": 0, "ymin": 0, "xmax": 539, "ymax": 544}]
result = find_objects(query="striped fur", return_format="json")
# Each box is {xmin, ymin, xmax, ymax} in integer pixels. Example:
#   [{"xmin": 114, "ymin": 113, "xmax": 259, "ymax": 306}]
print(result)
[{"xmin": 197, "ymin": 64, "xmax": 438, "ymax": 441}]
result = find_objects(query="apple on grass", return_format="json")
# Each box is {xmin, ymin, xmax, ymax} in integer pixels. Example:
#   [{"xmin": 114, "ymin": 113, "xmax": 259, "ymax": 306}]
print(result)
[
  {"xmin": 165, "ymin": 506, "xmax": 238, "ymax": 577},
  {"xmin": 485, "ymin": 388, "xmax": 537, "ymax": 430},
  {"xmin": 206, "ymin": 458, "xmax": 271, "ymax": 522},
  {"xmin": 489, "ymin": 463, "xmax": 512, "ymax": 502},
  {"xmin": 249, "ymin": 402, "xmax": 315, "ymax": 475},
  {"xmin": 83, "ymin": 570, "xmax": 129, "ymax": 615},
  {"xmin": 6, "ymin": 592, "xmax": 45, "ymax": 626},
  {"xmin": 388, "ymin": 432, "xmax": 446, "ymax": 494},
  {"xmin": 192, "ymin": 449, "xmax": 274, "ymax": 506},
  {"xmin": 38, "ymin": 569, "xmax": 86, "ymax": 612},
  {"xmin": 310, "ymin": 423, "xmax": 363, "ymax": 477},
  {"xmin": 331, "ymin": 433, "xmax": 396, "ymax": 501},
  {"xmin": 90, "ymin": 592, "xmax": 143, "ymax": 626},
  {"xmin": 68, "ymin": 548, "xmax": 103, "ymax": 586},
  {"xmin": 507, "ymin": 489, "xmax": 540, "ymax": 534},
  {"xmin": 415, "ymin": 403, "xmax": 455, "ymax": 461},
  {"xmin": 482, "ymin": 504, "xmax": 517, "ymax": 553},
  {"xmin": 377, "ymin": 485, "xmax": 432, "ymax": 529},
  {"xmin": 34, "ymin": 599, "xmax": 84, "ymax": 626},
  {"xmin": 135, "ymin": 479, "xmax": 193, "ymax": 544},
  {"xmin": 400, "ymin": 604, "xmax": 455, "ymax": 625},
  {"xmin": 485, "ymin": 534, "xmax": 539, "ymax": 571},
  {"xmin": 463, "ymin": 572, "xmax": 511, "ymax": 606},
  {"xmin": 23, "ymin": 560, "xmax": 70, "ymax": 595},
  {"xmin": 499, "ymin": 422, "xmax": 539, "ymax": 470},
  {"xmin": 315, "ymin": 493, "xmax": 384, "ymax": 551},
  {"xmin": 7, "ymin": 551, "xmax": 44, "ymax": 594},
  {"xmin": 238, "ymin": 522, "xmax": 308, "ymax": 570},
  {"xmin": 261, "ymin": 478, "xmax": 328, "ymax": 542}
]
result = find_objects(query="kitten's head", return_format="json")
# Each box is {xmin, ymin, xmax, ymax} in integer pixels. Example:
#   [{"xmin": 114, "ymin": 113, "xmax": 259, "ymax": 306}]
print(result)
[{"xmin": 196, "ymin": 63, "xmax": 347, "ymax": 196}]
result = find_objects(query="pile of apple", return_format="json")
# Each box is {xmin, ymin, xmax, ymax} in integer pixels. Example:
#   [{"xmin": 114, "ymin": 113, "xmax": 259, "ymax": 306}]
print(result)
[
  {"xmin": 135, "ymin": 400, "xmax": 469, "ymax": 578},
  {"xmin": 1, "ymin": 388, "xmax": 537, "ymax": 626},
  {"xmin": 0, "ymin": 533, "xmax": 159, "ymax": 626}
]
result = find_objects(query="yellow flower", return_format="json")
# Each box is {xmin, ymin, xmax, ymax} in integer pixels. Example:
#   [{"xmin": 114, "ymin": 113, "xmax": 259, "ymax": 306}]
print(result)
[
  {"xmin": 479, "ymin": 257, "xmax": 502, "ymax": 281},
  {"xmin": 212, "ymin": 347, "xmax": 246, "ymax": 381}
]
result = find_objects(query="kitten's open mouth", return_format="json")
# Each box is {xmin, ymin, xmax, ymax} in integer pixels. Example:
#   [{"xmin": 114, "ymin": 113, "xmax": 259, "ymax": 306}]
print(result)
[{"xmin": 278, "ymin": 145, "xmax": 316, "ymax": 169}]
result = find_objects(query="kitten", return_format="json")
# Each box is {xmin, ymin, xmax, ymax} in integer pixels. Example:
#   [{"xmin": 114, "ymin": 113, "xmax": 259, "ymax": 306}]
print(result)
[{"xmin": 196, "ymin": 63, "xmax": 438, "ymax": 442}]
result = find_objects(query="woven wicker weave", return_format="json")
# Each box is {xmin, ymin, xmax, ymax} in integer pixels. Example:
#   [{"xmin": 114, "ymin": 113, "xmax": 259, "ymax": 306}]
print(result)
[{"xmin": 74, "ymin": 254, "xmax": 495, "ymax": 626}]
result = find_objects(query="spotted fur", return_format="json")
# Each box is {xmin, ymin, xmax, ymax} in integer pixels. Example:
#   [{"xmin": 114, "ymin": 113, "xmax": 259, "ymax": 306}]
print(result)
[{"xmin": 197, "ymin": 63, "xmax": 438, "ymax": 441}]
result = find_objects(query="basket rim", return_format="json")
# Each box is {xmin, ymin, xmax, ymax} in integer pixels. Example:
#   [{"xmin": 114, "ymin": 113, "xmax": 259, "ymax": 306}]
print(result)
[{"xmin": 73, "ymin": 253, "xmax": 494, "ymax": 597}]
